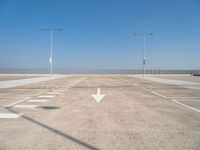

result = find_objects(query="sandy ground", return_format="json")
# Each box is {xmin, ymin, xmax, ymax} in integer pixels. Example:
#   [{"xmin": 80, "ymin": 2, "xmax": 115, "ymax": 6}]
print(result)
[{"xmin": 0, "ymin": 75, "xmax": 199, "ymax": 150}]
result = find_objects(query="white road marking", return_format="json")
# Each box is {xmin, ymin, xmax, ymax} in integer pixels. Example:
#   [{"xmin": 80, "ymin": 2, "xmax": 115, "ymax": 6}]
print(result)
[
  {"xmin": 0, "ymin": 94, "xmax": 31, "ymax": 97},
  {"xmin": 28, "ymin": 99, "xmax": 48, "ymax": 102},
  {"xmin": 136, "ymin": 76, "xmax": 199, "ymax": 85},
  {"xmin": 46, "ymin": 92, "xmax": 60, "ymax": 95},
  {"xmin": 64, "ymin": 77, "xmax": 87, "ymax": 88},
  {"xmin": 92, "ymin": 88, "xmax": 105, "ymax": 103},
  {"xmin": 0, "ymin": 97, "xmax": 30, "ymax": 111},
  {"xmin": 0, "ymin": 77, "xmax": 85, "ymax": 111},
  {"xmin": 134, "ymin": 84, "xmax": 138, "ymax": 87},
  {"xmin": 0, "ymin": 90, "xmax": 49, "ymax": 111},
  {"xmin": 13, "ymin": 105, "xmax": 38, "ymax": 109},
  {"xmin": 53, "ymin": 90, "xmax": 64, "ymax": 92},
  {"xmin": 136, "ymin": 76, "xmax": 200, "ymax": 90},
  {"xmin": 168, "ymin": 97, "xmax": 200, "ymax": 99},
  {"xmin": 0, "ymin": 89, "xmax": 48, "ymax": 99},
  {"xmin": 35, "ymin": 90, "xmax": 49, "ymax": 96},
  {"xmin": 171, "ymin": 99, "xmax": 200, "ymax": 113},
  {"xmin": 151, "ymin": 91, "xmax": 168, "ymax": 99},
  {"xmin": 38, "ymin": 95, "xmax": 55, "ymax": 98},
  {"xmin": 0, "ymin": 113, "xmax": 23, "ymax": 119},
  {"xmin": 151, "ymin": 91, "xmax": 200, "ymax": 113},
  {"xmin": 140, "ymin": 86, "xmax": 200, "ymax": 113},
  {"xmin": 0, "ymin": 75, "xmax": 64, "ymax": 89},
  {"xmin": 140, "ymin": 86, "xmax": 151, "ymax": 92}
]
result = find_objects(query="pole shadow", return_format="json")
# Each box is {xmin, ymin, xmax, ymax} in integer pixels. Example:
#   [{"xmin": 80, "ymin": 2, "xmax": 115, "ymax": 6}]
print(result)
[{"xmin": 7, "ymin": 108, "xmax": 100, "ymax": 150}]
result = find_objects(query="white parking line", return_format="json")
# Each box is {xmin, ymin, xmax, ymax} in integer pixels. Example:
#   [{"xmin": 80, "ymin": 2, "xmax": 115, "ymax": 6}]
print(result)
[
  {"xmin": 168, "ymin": 97, "xmax": 200, "ymax": 99},
  {"xmin": 150, "ymin": 90, "xmax": 200, "ymax": 113},
  {"xmin": 0, "ymin": 113, "xmax": 23, "ymax": 119},
  {"xmin": 0, "ymin": 77, "xmax": 86, "ymax": 112},
  {"xmin": 46, "ymin": 92, "xmax": 60, "ymax": 95},
  {"xmin": 140, "ymin": 86, "xmax": 151, "ymax": 92},
  {"xmin": 0, "ymin": 75, "xmax": 64, "ymax": 89},
  {"xmin": 13, "ymin": 105, "xmax": 38, "ymax": 109},
  {"xmin": 35, "ymin": 90, "xmax": 49, "ymax": 96},
  {"xmin": 53, "ymin": 90, "xmax": 64, "ymax": 92},
  {"xmin": 171, "ymin": 99, "xmax": 200, "ymax": 113},
  {"xmin": 138, "ymin": 84, "xmax": 200, "ymax": 113},
  {"xmin": 38, "ymin": 95, "xmax": 55, "ymax": 98},
  {"xmin": 0, "ymin": 94, "xmax": 30, "ymax": 98},
  {"xmin": 151, "ymin": 91, "xmax": 168, "ymax": 99},
  {"xmin": 0, "ymin": 89, "xmax": 51, "ymax": 111},
  {"xmin": 64, "ymin": 77, "xmax": 87, "ymax": 88},
  {"xmin": 28, "ymin": 99, "xmax": 48, "ymax": 102},
  {"xmin": 0, "ymin": 97, "xmax": 30, "ymax": 111}
]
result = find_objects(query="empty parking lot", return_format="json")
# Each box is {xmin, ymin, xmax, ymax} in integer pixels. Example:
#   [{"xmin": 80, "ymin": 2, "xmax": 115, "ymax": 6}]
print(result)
[{"xmin": 0, "ymin": 75, "xmax": 199, "ymax": 150}]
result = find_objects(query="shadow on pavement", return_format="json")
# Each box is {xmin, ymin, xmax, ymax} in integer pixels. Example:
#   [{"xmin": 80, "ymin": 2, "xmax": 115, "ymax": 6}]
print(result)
[
  {"xmin": 40, "ymin": 106, "xmax": 60, "ymax": 110},
  {"xmin": 7, "ymin": 108, "xmax": 100, "ymax": 150}
]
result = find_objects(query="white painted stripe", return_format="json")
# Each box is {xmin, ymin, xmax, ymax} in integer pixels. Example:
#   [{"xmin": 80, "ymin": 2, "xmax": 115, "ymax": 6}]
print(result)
[
  {"xmin": 137, "ymin": 83, "xmax": 200, "ymax": 113},
  {"xmin": 64, "ymin": 77, "xmax": 87, "ymax": 88},
  {"xmin": 137, "ymin": 76, "xmax": 199, "ymax": 86},
  {"xmin": 46, "ymin": 92, "xmax": 60, "ymax": 95},
  {"xmin": 0, "ymin": 113, "xmax": 23, "ymax": 119},
  {"xmin": 53, "ymin": 90, "xmax": 64, "ymax": 92},
  {"xmin": 151, "ymin": 91, "xmax": 200, "ymax": 113},
  {"xmin": 0, "ymin": 94, "xmax": 31, "ymax": 97},
  {"xmin": 133, "ymin": 84, "xmax": 138, "ymax": 87},
  {"xmin": 171, "ymin": 99, "xmax": 200, "ymax": 113},
  {"xmin": 35, "ymin": 90, "xmax": 49, "ymax": 96},
  {"xmin": 151, "ymin": 91, "xmax": 168, "ymax": 99},
  {"xmin": 168, "ymin": 97, "xmax": 200, "ymax": 99},
  {"xmin": 0, "ymin": 87, "xmax": 58, "ymax": 111},
  {"xmin": 0, "ymin": 97, "xmax": 30, "ymax": 111},
  {"xmin": 28, "ymin": 99, "xmax": 48, "ymax": 102},
  {"xmin": 13, "ymin": 105, "xmax": 38, "ymax": 109},
  {"xmin": 0, "ymin": 77, "xmax": 84, "ymax": 114},
  {"xmin": 0, "ymin": 75, "xmax": 64, "ymax": 89},
  {"xmin": 38, "ymin": 95, "xmax": 55, "ymax": 98},
  {"xmin": 140, "ymin": 86, "xmax": 151, "ymax": 92}
]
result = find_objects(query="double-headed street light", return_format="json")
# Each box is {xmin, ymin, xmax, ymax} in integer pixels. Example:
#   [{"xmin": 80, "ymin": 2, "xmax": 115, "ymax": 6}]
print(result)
[
  {"xmin": 134, "ymin": 33, "xmax": 153, "ymax": 77},
  {"xmin": 40, "ymin": 28, "xmax": 62, "ymax": 76}
]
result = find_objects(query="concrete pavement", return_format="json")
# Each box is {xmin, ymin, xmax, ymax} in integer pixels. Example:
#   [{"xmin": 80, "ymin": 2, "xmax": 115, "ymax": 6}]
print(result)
[{"xmin": 0, "ymin": 75, "xmax": 199, "ymax": 150}]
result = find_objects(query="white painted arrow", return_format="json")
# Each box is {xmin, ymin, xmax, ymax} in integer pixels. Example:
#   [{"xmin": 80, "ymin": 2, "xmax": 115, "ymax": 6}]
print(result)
[{"xmin": 92, "ymin": 88, "xmax": 105, "ymax": 103}]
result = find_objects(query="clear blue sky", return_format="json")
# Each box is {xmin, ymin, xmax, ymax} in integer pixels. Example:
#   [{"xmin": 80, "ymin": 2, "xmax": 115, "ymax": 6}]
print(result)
[{"xmin": 0, "ymin": 0, "xmax": 199, "ymax": 69}]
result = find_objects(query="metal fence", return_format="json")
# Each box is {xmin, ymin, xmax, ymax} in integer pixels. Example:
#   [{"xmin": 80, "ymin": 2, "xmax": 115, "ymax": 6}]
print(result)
[{"xmin": 0, "ymin": 68, "xmax": 199, "ymax": 75}]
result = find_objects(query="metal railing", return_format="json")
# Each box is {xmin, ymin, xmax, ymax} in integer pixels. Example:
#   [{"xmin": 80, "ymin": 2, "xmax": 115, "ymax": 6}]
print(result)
[{"xmin": 0, "ymin": 68, "xmax": 199, "ymax": 75}]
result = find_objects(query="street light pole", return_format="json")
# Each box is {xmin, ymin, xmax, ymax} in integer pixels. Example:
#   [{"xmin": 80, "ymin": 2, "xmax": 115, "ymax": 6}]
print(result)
[
  {"xmin": 143, "ymin": 34, "xmax": 146, "ymax": 77},
  {"xmin": 134, "ymin": 33, "xmax": 153, "ymax": 77},
  {"xmin": 40, "ymin": 28, "xmax": 62, "ymax": 76},
  {"xmin": 50, "ymin": 30, "xmax": 53, "ymax": 75}
]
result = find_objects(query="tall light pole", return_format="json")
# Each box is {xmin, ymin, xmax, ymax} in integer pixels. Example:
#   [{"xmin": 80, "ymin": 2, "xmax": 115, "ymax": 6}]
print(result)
[
  {"xmin": 134, "ymin": 33, "xmax": 153, "ymax": 77},
  {"xmin": 40, "ymin": 28, "xmax": 62, "ymax": 76}
]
